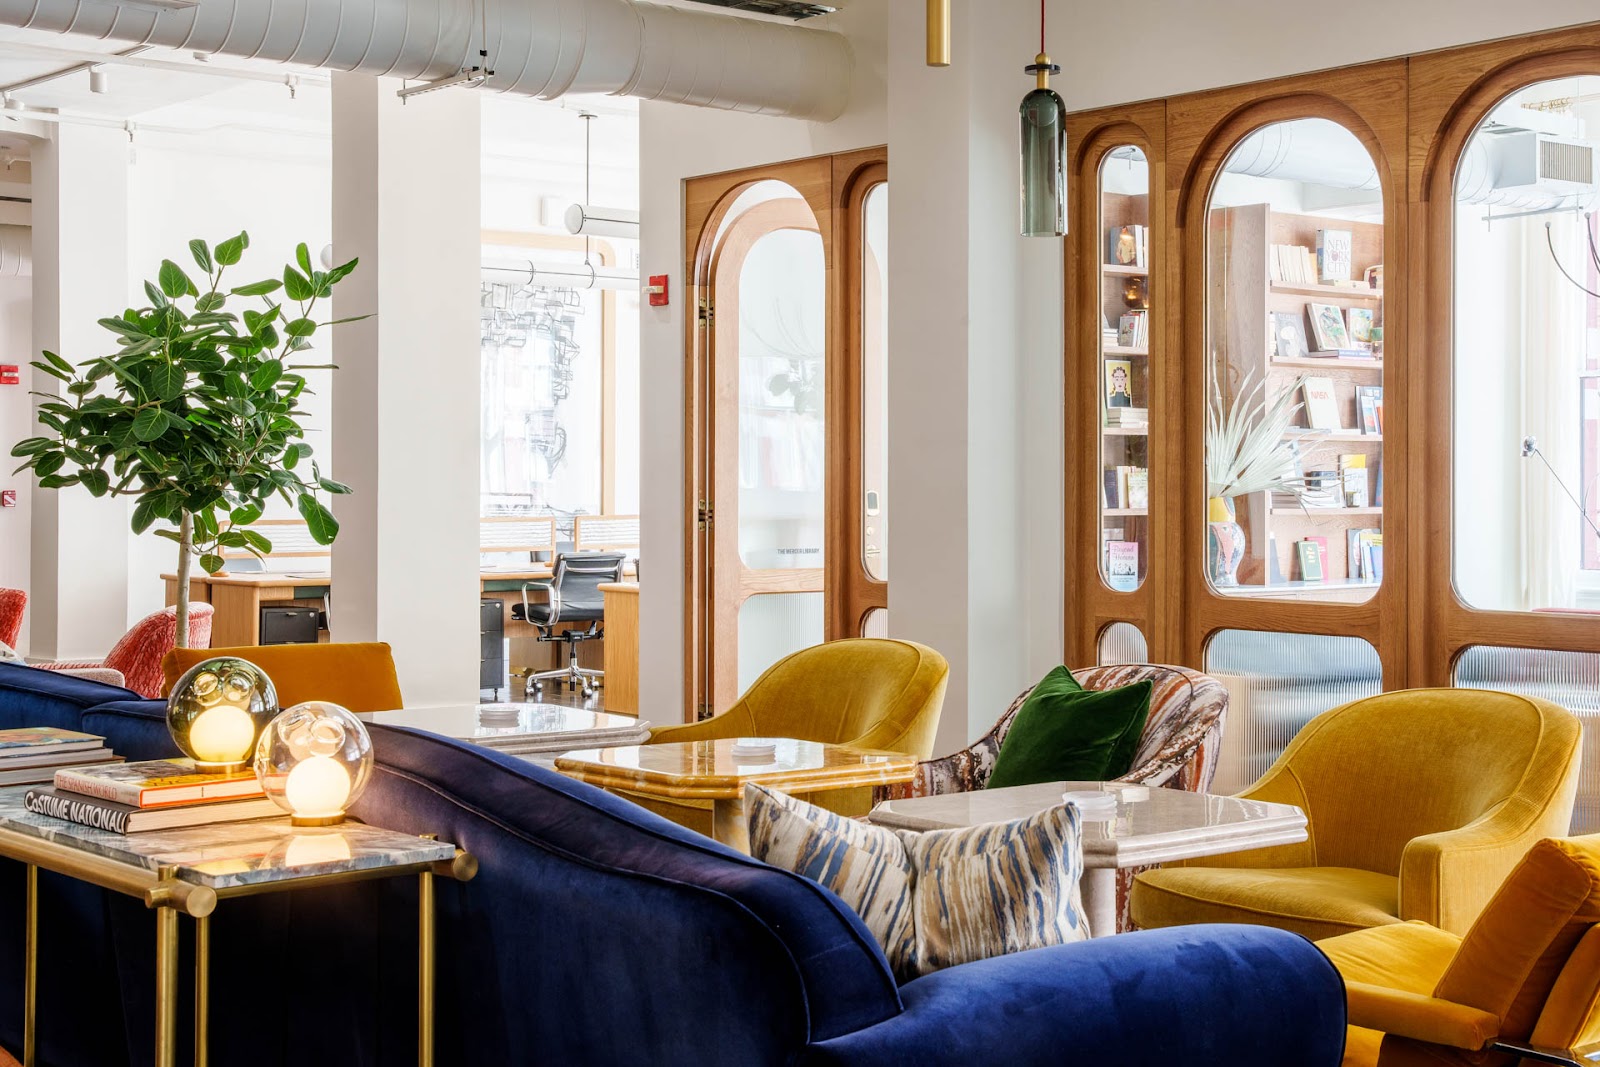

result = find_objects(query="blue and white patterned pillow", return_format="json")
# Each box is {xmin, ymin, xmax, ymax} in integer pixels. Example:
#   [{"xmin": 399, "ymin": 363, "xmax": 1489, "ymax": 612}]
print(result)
[{"xmin": 745, "ymin": 783, "xmax": 1089, "ymax": 978}]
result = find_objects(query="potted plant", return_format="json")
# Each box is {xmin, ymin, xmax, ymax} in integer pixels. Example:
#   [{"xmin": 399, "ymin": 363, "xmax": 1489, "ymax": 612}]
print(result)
[
  {"xmin": 1204, "ymin": 367, "xmax": 1317, "ymax": 586},
  {"xmin": 10, "ymin": 233, "xmax": 362, "ymax": 646}
]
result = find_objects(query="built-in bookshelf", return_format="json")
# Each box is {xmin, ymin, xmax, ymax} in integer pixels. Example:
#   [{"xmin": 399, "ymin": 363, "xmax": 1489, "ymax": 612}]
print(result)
[
  {"xmin": 1208, "ymin": 203, "xmax": 1384, "ymax": 601},
  {"xmin": 1099, "ymin": 172, "xmax": 1152, "ymax": 594}
]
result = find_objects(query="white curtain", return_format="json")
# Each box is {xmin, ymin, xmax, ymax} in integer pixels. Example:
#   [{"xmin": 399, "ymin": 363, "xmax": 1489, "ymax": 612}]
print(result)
[{"xmin": 1520, "ymin": 212, "xmax": 1587, "ymax": 610}]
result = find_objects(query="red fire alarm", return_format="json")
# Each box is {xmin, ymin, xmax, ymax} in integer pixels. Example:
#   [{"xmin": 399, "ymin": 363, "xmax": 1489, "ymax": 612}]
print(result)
[
  {"xmin": 0, "ymin": 491, "xmax": 15, "ymax": 508},
  {"xmin": 646, "ymin": 275, "xmax": 670, "ymax": 308},
  {"xmin": 0, "ymin": 365, "xmax": 18, "ymax": 386}
]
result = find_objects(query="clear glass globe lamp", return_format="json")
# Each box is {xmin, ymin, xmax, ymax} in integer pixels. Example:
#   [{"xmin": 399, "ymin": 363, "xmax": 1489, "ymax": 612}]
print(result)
[
  {"xmin": 166, "ymin": 657, "xmax": 279, "ymax": 772},
  {"xmin": 254, "ymin": 702, "xmax": 375, "ymax": 826}
]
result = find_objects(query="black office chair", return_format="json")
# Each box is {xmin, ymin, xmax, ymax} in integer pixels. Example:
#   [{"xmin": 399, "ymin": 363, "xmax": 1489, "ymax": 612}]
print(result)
[{"xmin": 512, "ymin": 552, "xmax": 625, "ymax": 698}]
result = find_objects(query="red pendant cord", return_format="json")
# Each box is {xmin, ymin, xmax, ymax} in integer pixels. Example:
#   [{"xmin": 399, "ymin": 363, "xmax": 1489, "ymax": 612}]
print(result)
[{"xmin": 1039, "ymin": 0, "xmax": 1045, "ymax": 54}]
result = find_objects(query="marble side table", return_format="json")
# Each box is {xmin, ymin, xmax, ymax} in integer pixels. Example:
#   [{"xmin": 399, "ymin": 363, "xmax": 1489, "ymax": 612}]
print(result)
[
  {"xmin": 359, "ymin": 703, "xmax": 650, "ymax": 757},
  {"xmin": 869, "ymin": 781, "xmax": 1307, "ymax": 937},
  {"xmin": 0, "ymin": 789, "xmax": 475, "ymax": 1067}
]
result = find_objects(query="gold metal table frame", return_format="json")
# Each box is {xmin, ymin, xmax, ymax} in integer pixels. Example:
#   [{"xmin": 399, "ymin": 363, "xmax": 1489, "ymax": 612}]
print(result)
[{"xmin": 4, "ymin": 824, "xmax": 476, "ymax": 1067}]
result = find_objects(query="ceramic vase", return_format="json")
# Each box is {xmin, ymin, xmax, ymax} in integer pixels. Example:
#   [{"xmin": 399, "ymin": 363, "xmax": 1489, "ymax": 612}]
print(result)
[{"xmin": 1207, "ymin": 496, "xmax": 1245, "ymax": 587}]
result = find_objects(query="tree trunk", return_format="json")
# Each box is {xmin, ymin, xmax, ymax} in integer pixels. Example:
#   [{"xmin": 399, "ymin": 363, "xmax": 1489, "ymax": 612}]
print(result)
[{"xmin": 175, "ymin": 511, "xmax": 193, "ymax": 649}]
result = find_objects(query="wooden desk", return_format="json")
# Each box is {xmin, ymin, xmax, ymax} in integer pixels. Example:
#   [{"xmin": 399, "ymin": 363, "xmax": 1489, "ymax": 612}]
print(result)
[
  {"xmin": 165, "ymin": 568, "xmax": 555, "ymax": 649},
  {"xmin": 598, "ymin": 583, "xmax": 639, "ymax": 715}
]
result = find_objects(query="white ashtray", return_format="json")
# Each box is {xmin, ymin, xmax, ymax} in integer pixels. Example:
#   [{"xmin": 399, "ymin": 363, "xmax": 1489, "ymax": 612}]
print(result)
[
  {"xmin": 730, "ymin": 739, "xmax": 778, "ymax": 760},
  {"xmin": 1102, "ymin": 782, "xmax": 1150, "ymax": 803},
  {"xmin": 1062, "ymin": 790, "xmax": 1120, "ymax": 820},
  {"xmin": 478, "ymin": 705, "xmax": 521, "ymax": 725}
]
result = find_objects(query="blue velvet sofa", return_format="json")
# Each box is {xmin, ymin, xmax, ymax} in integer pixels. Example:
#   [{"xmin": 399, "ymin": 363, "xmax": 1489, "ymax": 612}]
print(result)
[{"xmin": 0, "ymin": 661, "xmax": 1348, "ymax": 1067}]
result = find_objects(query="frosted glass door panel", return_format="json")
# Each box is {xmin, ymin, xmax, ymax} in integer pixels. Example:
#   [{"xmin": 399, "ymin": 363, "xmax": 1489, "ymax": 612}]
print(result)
[
  {"xmin": 738, "ymin": 593, "xmax": 824, "ymax": 694},
  {"xmin": 738, "ymin": 229, "xmax": 826, "ymax": 572},
  {"xmin": 1205, "ymin": 629, "xmax": 1382, "ymax": 794},
  {"xmin": 862, "ymin": 183, "xmax": 889, "ymax": 581},
  {"xmin": 1098, "ymin": 622, "xmax": 1148, "ymax": 665},
  {"xmin": 1455, "ymin": 645, "xmax": 1600, "ymax": 833}
]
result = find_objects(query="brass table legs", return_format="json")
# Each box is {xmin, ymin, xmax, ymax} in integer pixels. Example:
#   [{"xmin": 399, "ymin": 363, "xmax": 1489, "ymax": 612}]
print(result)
[
  {"xmin": 419, "ymin": 866, "xmax": 435, "ymax": 1067},
  {"xmin": 194, "ymin": 915, "xmax": 210, "ymax": 1067}
]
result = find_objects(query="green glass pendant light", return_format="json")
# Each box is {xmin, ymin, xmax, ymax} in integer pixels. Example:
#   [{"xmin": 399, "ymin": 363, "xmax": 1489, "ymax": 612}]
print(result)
[{"xmin": 1020, "ymin": 0, "xmax": 1066, "ymax": 237}]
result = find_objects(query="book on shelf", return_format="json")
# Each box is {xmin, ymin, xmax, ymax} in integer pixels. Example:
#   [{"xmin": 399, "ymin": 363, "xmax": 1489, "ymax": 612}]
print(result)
[
  {"xmin": 1347, "ymin": 528, "xmax": 1383, "ymax": 581},
  {"xmin": 1271, "ymin": 311, "xmax": 1310, "ymax": 360},
  {"xmin": 54, "ymin": 759, "xmax": 264, "ymax": 809},
  {"xmin": 1317, "ymin": 228, "xmax": 1354, "ymax": 284},
  {"xmin": 1105, "ymin": 358, "xmax": 1136, "ymax": 409},
  {"xmin": 1374, "ymin": 456, "xmax": 1384, "ymax": 508},
  {"xmin": 1356, "ymin": 385, "xmax": 1383, "ymax": 435},
  {"xmin": 1296, "ymin": 540, "xmax": 1325, "ymax": 582},
  {"xmin": 1126, "ymin": 468, "xmax": 1149, "ymax": 509},
  {"xmin": 22, "ymin": 787, "xmax": 281, "ymax": 835},
  {"xmin": 1340, "ymin": 454, "xmax": 1369, "ymax": 508},
  {"xmin": 1308, "ymin": 303, "xmax": 1353, "ymax": 351},
  {"xmin": 1267, "ymin": 533, "xmax": 1285, "ymax": 584},
  {"xmin": 1303, "ymin": 348, "xmax": 1378, "ymax": 361},
  {"xmin": 0, "ymin": 753, "xmax": 122, "ymax": 788},
  {"xmin": 1105, "ymin": 541, "xmax": 1139, "ymax": 592},
  {"xmin": 1268, "ymin": 244, "xmax": 1319, "ymax": 286},
  {"xmin": 1301, "ymin": 469, "xmax": 1343, "ymax": 508},
  {"xmin": 0, "ymin": 727, "xmax": 106, "ymax": 757},
  {"xmin": 1345, "ymin": 306, "xmax": 1376, "ymax": 346},
  {"xmin": 1307, "ymin": 536, "xmax": 1330, "ymax": 577},
  {"xmin": 1107, "ymin": 224, "xmax": 1149, "ymax": 270},
  {"xmin": 1301, "ymin": 377, "xmax": 1341, "ymax": 431},
  {"xmin": 1103, "ymin": 469, "xmax": 1120, "ymax": 509},
  {"xmin": 1116, "ymin": 311, "xmax": 1148, "ymax": 349}
]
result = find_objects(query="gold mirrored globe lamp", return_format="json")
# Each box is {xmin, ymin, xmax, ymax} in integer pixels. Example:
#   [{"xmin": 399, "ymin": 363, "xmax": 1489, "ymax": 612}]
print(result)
[
  {"xmin": 166, "ymin": 657, "xmax": 279, "ymax": 774},
  {"xmin": 254, "ymin": 702, "xmax": 375, "ymax": 827}
]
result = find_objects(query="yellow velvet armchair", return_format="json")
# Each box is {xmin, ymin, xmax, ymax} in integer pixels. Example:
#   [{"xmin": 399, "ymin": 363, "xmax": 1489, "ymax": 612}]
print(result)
[
  {"xmin": 633, "ymin": 638, "xmax": 949, "ymax": 832},
  {"xmin": 161, "ymin": 642, "xmax": 405, "ymax": 713},
  {"xmin": 1317, "ymin": 834, "xmax": 1600, "ymax": 1067},
  {"xmin": 1130, "ymin": 688, "xmax": 1582, "ymax": 940}
]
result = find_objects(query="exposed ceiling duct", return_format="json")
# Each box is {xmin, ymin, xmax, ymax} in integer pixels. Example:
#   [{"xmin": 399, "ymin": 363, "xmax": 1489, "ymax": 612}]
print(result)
[
  {"xmin": 0, "ymin": 0, "xmax": 853, "ymax": 120},
  {"xmin": 0, "ymin": 224, "xmax": 30, "ymax": 277}
]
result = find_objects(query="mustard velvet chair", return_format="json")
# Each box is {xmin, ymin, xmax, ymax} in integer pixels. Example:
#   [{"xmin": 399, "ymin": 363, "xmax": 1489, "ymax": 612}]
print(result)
[
  {"xmin": 634, "ymin": 638, "xmax": 949, "ymax": 832},
  {"xmin": 161, "ymin": 642, "xmax": 404, "ymax": 713},
  {"xmin": 1131, "ymin": 688, "xmax": 1582, "ymax": 941},
  {"xmin": 1317, "ymin": 834, "xmax": 1600, "ymax": 1067}
]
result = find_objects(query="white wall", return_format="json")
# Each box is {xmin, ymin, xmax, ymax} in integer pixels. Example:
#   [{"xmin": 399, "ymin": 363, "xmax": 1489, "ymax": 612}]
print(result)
[
  {"xmin": 0, "ymin": 271, "xmax": 29, "ymax": 639},
  {"xmin": 637, "ymin": 0, "xmax": 887, "ymax": 721}
]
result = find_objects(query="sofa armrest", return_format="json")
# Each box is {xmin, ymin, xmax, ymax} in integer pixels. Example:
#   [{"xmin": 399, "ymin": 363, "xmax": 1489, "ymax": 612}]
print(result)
[
  {"xmin": 800, "ymin": 925, "xmax": 1346, "ymax": 1067},
  {"xmin": 1399, "ymin": 796, "xmax": 1573, "ymax": 934},
  {"xmin": 1344, "ymin": 981, "xmax": 1500, "ymax": 1051}
]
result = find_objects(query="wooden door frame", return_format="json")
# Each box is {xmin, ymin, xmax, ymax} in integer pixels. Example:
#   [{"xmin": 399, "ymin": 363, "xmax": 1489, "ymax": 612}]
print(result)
[{"xmin": 682, "ymin": 148, "xmax": 887, "ymax": 721}]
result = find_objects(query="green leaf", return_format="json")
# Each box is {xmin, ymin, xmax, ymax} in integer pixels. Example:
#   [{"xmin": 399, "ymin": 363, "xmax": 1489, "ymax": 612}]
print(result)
[
  {"xmin": 296, "ymin": 242, "xmax": 312, "ymax": 274},
  {"xmin": 231, "ymin": 279, "xmax": 282, "ymax": 298},
  {"xmin": 29, "ymin": 361, "xmax": 69, "ymax": 383},
  {"xmin": 146, "ymin": 363, "xmax": 185, "ymax": 401},
  {"xmin": 229, "ymin": 503, "xmax": 263, "ymax": 526},
  {"xmin": 144, "ymin": 280, "xmax": 168, "ymax": 308},
  {"xmin": 33, "ymin": 453, "xmax": 65, "ymax": 477},
  {"xmin": 285, "ymin": 317, "xmax": 317, "ymax": 338},
  {"xmin": 154, "ymin": 529, "xmax": 183, "ymax": 544},
  {"xmin": 10, "ymin": 437, "xmax": 53, "ymax": 457},
  {"xmin": 194, "ymin": 292, "xmax": 226, "ymax": 313},
  {"xmin": 189, "ymin": 239, "xmax": 213, "ymax": 274},
  {"xmin": 37, "ymin": 474, "xmax": 77, "ymax": 489},
  {"xmin": 132, "ymin": 407, "xmax": 168, "ymax": 442},
  {"xmin": 240, "ymin": 530, "xmax": 272, "ymax": 553},
  {"xmin": 131, "ymin": 497, "xmax": 164, "ymax": 533},
  {"xmin": 250, "ymin": 359, "xmax": 283, "ymax": 392},
  {"xmin": 158, "ymin": 259, "xmax": 195, "ymax": 300},
  {"xmin": 66, "ymin": 381, "xmax": 94, "ymax": 397},
  {"xmin": 297, "ymin": 494, "xmax": 339, "ymax": 545},
  {"xmin": 282, "ymin": 267, "xmax": 314, "ymax": 302},
  {"xmin": 200, "ymin": 553, "xmax": 225, "ymax": 574},
  {"xmin": 317, "ymin": 476, "xmax": 352, "ymax": 494},
  {"xmin": 78, "ymin": 469, "xmax": 110, "ymax": 497},
  {"xmin": 214, "ymin": 232, "xmax": 248, "ymax": 267}
]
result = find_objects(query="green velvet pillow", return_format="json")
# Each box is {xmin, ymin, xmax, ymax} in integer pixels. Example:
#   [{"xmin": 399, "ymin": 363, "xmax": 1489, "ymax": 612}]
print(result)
[{"xmin": 986, "ymin": 667, "xmax": 1153, "ymax": 789}]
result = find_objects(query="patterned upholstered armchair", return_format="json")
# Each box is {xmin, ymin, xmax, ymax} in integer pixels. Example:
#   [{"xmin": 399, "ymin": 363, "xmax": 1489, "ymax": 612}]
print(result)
[
  {"xmin": 0, "ymin": 588, "xmax": 25, "ymax": 650},
  {"xmin": 36, "ymin": 604, "xmax": 213, "ymax": 698},
  {"xmin": 875, "ymin": 663, "xmax": 1229, "ymax": 931}
]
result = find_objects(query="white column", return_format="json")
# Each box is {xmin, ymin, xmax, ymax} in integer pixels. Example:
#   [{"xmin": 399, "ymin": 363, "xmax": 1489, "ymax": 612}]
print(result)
[
  {"xmin": 28, "ymin": 122, "xmax": 131, "ymax": 659},
  {"xmin": 886, "ymin": 0, "xmax": 1061, "ymax": 752},
  {"xmin": 330, "ymin": 75, "xmax": 481, "ymax": 707}
]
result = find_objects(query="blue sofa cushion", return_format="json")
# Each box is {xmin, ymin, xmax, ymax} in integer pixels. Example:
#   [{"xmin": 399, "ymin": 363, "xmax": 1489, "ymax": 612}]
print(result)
[{"xmin": 0, "ymin": 662, "xmax": 137, "ymax": 733}]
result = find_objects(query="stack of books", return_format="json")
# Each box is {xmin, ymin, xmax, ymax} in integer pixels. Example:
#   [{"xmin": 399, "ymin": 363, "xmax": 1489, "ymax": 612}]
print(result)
[
  {"xmin": 1105, "ymin": 407, "xmax": 1148, "ymax": 430},
  {"xmin": 1269, "ymin": 244, "xmax": 1318, "ymax": 285},
  {"xmin": 1348, "ymin": 528, "xmax": 1384, "ymax": 581},
  {"xmin": 1102, "ymin": 465, "xmax": 1149, "ymax": 509},
  {"xmin": 1116, "ymin": 310, "xmax": 1149, "ymax": 349},
  {"xmin": 0, "ymin": 728, "xmax": 121, "ymax": 787},
  {"xmin": 24, "ymin": 759, "xmax": 279, "ymax": 834},
  {"xmin": 1300, "ymin": 470, "xmax": 1343, "ymax": 509}
]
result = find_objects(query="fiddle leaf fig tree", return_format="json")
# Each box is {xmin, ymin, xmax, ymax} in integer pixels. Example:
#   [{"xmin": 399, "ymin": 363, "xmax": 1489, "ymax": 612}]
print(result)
[{"xmin": 10, "ymin": 232, "xmax": 364, "ymax": 647}]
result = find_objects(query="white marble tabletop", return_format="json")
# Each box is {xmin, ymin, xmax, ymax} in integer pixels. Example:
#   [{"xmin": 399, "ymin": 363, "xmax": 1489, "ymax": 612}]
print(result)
[
  {"xmin": 359, "ymin": 703, "xmax": 651, "ymax": 754},
  {"xmin": 868, "ymin": 781, "xmax": 1308, "ymax": 869},
  {"xmin": 0, "ymin": 788, "xmax": 455, "ymax": 890}
]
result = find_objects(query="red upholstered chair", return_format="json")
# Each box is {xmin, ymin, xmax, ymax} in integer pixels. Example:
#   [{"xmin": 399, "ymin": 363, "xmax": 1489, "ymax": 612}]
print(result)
[
  {"xmin": 36, "ymin": 605, "xmax": 213, "ymax": 698},
  {"xmin": 0, "ymin": 588, "xmax": 25, "ymax": 649}
]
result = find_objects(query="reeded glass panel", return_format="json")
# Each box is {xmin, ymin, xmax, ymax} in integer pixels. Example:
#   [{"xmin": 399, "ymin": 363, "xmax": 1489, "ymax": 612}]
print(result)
[
  {"xmin": 737, "ymin": 228, "xmax": 826, "ymax": 571},
  {"xmin": 738, "ymin": 593, "xmax": 823, "ymax": 694},
  {"xmin": 1097, "ymin": 622, "xmax": 1148, "ymax": 665},
  {"xmin": 1455, "ymin": 645, "xmax": 1600, "ymax": 832},
  {"xmin": 862, "ymin": 183, "xmax": 889, "ymax": 581},
  {"xmin": 1205, "ymin": 629, "xmax": 1382, "ymax": 794},
  {"xmin": 862, "ymin": 607, "xmax": 888, "ymax": 639},
  {"xmin": 1452, "ymin": 76, "xmax": 1600, "ymax": 613},
  {"xmin": 1098, "ymin": 146, "xmax": 1151, "ymax": 592},
  {"xmin": 1205, "ymin": 119, "xmax": 1385, "ymax": 603}
]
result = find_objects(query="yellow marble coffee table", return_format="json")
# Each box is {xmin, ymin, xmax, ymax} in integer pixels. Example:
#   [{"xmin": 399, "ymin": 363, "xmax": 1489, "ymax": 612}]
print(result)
[{"xmin": 555, "ymin": 738, "xmax": 917, "ymax": 852}]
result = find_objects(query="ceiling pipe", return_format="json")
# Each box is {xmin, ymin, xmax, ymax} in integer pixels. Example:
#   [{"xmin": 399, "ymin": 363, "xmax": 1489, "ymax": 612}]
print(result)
[
  {"xmin": 0, "ymin": 224, "xmax": 31, "ymax": 277},
  {"xmin": 0, "ymin": 0, "xmax": 853, "ymax": 120}
]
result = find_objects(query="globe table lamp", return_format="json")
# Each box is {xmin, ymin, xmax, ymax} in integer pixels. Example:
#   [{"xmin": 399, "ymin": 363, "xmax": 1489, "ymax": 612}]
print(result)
[
  {"xmin": 254, "ymin": 702, "xmax": 374, "ymax": 827},
  {"xmin": 167, "ymin": 657, "xmax": 279, "ymax": 772}
]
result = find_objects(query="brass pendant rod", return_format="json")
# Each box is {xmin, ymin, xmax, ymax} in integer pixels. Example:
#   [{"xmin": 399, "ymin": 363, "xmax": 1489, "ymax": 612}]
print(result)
[{"xmin": 926, "ymin": 0, "xmax": 950, "ymax": 67}]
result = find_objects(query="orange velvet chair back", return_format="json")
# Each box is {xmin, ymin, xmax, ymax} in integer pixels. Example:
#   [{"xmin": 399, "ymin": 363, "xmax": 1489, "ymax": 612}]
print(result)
[
  {"xmin": 1434, "ymin": 834, "xmax": 1600, "ymax": 1050},
  {"xmin": 162, "ymin": 642, "xmax": 404, "ymax": 713}
]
